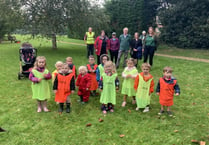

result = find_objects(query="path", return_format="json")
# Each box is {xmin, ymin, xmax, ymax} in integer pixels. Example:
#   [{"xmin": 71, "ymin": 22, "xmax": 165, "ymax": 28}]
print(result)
[{"xmin": 57, "ymin": 40, "xmax": 209, "ymax": 63}]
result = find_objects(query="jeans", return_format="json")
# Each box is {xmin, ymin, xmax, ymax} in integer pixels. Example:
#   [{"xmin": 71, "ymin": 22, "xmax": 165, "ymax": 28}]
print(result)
[{"xmin": 116, "ymin": 49, "xmax": 129, "ymax": 68}]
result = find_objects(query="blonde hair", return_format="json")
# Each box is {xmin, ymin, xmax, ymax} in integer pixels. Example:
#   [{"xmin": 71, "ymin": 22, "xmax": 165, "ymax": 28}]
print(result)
[
  {"xmin": 104, "ymin": 61, "xmax": 115, "ymax": 73},
  {"xmin": 55, "ymin": 61, "xmax": 63, "ymax": 68},
  {"xmin": 126, "ymin": 58, "xmax": 135, "ymax": 65},
  {"xmin": 66, "ymin": 57, "xmax": 73, "ymax": 62},
  {"xmin": 33, "ymin": 56, "xmax": 46, "ymax": 69},
  {"xmin": 141, "ymin": 63, "xmax": 151, "ymax": 70},
  {"xmin": 163, "ymin": 66, "xmax": 173, "ymax": 73},
  {"xmin": 78, "ymin": 66, "xmax": 88, "ymax": 73}
]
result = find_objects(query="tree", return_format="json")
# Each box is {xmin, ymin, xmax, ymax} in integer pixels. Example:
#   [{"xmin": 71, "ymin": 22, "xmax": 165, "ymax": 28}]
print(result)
[{"xmin": 159, "ymin": 0, "xmax": 209, "ymax": 48}]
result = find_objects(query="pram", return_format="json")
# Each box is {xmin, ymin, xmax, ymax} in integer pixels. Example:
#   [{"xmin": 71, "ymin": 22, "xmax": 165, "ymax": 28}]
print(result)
[{"xmin": 18, "ymin": 43, "xmax": 37, "ymax": 80}]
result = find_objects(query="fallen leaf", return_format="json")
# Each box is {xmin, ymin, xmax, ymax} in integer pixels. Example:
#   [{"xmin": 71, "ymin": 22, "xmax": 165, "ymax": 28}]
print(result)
[
  {"xmin": 192, "ymin": 102, "xmax": 196, "ymax": 105},
  {"xmin": 128, "ymin": 109, "xmax": 131, "ymax": 113},
  {"xmin": 191, "ymin": 140, "xmax": 199, "ymax": 143},
  {"xmin": 174, "ymin": 130, "xmax": 178, "ymax": 133},
  {"xmin": 119, "ymin": 134, "xmax": 125, "ymax": 138},
  {"xmin": 200, "ymin": 141, "xmax": 206, "ymax": 145},
  {"xmin": 86, "ymin": 123, "xmax": 92, "ymax": 127},
  {"xmin": 99, "ymin": 118, "xmax": 103, "ymax": 122}
]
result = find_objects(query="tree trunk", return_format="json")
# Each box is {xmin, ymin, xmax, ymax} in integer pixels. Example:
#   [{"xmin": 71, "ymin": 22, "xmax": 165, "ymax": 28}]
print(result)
[{"xmin": 52, "ymin": 33, "xmax": 57, "ymax": 49}]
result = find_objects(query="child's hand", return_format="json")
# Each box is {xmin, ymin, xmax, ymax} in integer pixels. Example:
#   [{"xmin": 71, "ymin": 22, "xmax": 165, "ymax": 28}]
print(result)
[
  {"xmin": 99, "ymin": 89, "xmax": 102, "ymax": 92},
  {"xmin": 53, "ymin": 90, "xmax": 57, "ymax": 93},
  {"xmin": 38, "ymin": 78, "xmax": 42, "ymax": 82},
  {"xmin": 126, "ymin": 74, "xmax": 131, "ymax": 78},
  {"xmin": 175, "ymin": 93, "xmax": 179, "ymax": 96},
  {"xmin": 43, "ymin": 74, "xmax": 48, "ymax": 78},
  {"xmin": 71, "ymin": 90, "xmax": 75, "ymax": 94},
  {"xmin": 156, "ymin": 92, "xmax": 159, "ymax": 95},
  {"xmin": 86, "ymin": 88, "xmax": 89, "ymax": 91},
  {"xmin": 133, "ymin": 48, "xmax": 137, "ymax": 51}
]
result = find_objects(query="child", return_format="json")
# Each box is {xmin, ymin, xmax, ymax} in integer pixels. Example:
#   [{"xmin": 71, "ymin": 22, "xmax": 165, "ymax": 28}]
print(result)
[
  {"xmin": 76, "ymin": 66, "xmax": 91, "ymax": 104},
  {"xmin": 52, "ymin": 61, "xmax": 63, "ymax": 84},
  {"xmin": 96, "ymin": 54, "xmax": 109, "ymax": 82},
  {"xmin": 66, "ymin": 57, "xmax": 76, "ymax": 79},
  {"xmin": 134, "ymin": 63, "xmax": 154, "ymax": 112},
  {"xmin": 29, "ymin": 56, "xmax": 51, "ymax": 112},
  {"xmin": 53, "ymin": 63, "xmax": 75, "ymax": 113},
  {"xmin": 99, "ymin": 61, "xmax": 119, "ymax": 114},
  {"xmin": 87, "ymin": 55, "xmax": 98, "ymax": 96},
  {"xmin": 121, "ymin": 58, "xmax": 138, "ymax": 107},
  {"xmin": 156, "ymin": 66, "xmax": 180, "ymax": 116}
]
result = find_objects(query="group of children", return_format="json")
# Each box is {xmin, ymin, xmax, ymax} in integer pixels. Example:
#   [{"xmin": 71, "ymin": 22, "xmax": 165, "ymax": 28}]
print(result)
[{"xmin": 29, "ymin": 55, "xmax": 180, "ymax": 116}]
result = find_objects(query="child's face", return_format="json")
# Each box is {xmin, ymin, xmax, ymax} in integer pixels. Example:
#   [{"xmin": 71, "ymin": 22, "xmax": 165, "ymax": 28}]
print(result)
[
  {"xmin": 127, "ymin": 61, "xmax": 134, "ymax": 68},
  {"xmin": 56, "ymin": 63, "xmax": 63, "ymax": 71},
  {"xmin": 142, "ymin": 67, "xmax": 150, "ymax": 75},
  {"xmin": 80, "ymin": 69, "xmax": 86, "ymax": 75},
  {"xmin": 37, "ymin": 59, "xmax": 45, "ymax": 68},
  {"xmin": 105, "ymin": 65, "xmax": 112, "ymax": 73},
  {"xmin": 163, "ymin": 71, "xmax": 172, "ymax": 78},
  {"xmin": 61, "ymin": 65, "xmax": 70, "ymax": 74},
  {"xmin": 66, "ymin": 59, "xmax": 73, "ymax": 65},
  {"xmin": 102, "ymin": 56, "xmax": 108, "ymax": 64},
  {"xmin": 89, "ymin": 58, "xmax": 95, "ymax": 64}
]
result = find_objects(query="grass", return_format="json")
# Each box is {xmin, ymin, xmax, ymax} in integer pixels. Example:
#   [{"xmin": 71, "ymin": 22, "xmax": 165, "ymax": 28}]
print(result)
[{"xmin": 0, "ymin": 35, "xmax": 209, "ymax": 145}]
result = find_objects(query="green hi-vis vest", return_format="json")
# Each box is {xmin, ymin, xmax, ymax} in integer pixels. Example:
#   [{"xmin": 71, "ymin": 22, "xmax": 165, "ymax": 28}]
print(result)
[
  {"xmin": 31, "ymin": 69, "xmax": 50, "ymax": 100},
  {"xmin": 136, "ymin": 74, "xmax": 153, "ymax": 108},
  {"xmin": 86, "ymin": 32, "xmax": 95, "ymax": 44},
  {"xmin": 98, "ymin": 64, "xmax": 104, "ymax": 76},
  {"xmin": 100, "ymin": 73, "xmax": 117, "ymax": 105}
]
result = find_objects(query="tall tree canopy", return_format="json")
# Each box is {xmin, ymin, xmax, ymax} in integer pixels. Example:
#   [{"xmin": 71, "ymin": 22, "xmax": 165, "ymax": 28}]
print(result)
[{"xmin": 159, "ymin": 0, "xmax": 209, "ymax": 48}]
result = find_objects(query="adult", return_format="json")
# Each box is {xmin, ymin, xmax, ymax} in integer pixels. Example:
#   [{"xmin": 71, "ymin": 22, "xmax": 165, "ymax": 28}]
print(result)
[
  {"xmin": 84, "ymin": 27, "xmax": 95, "ymax": 58},
  {"xmin": 143, "ymin": 27, "xmax": 158, "ymax": 66},
  {"xmin": 130, "ymin": 32, "xmax": 142, "ymax": 67},
  {"xmin": 140, "ymin": 30, "xmax": 146, "ymax": 51},
  {"xmin": 116, "ymin": 27, "xmax": 131, "ymax": 69},
  {"xmin": 109, "ymin": 32, "xmax": 120, "ymax": 64},
  {"xmin": 94, "ymin": 30, "xmax": 110, "ymax": 64}
]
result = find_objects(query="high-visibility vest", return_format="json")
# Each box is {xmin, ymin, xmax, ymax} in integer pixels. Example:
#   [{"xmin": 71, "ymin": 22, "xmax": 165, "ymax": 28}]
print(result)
[{"xmin": 86, "ymin": 32, "xmax": 95, "ymax": 44}]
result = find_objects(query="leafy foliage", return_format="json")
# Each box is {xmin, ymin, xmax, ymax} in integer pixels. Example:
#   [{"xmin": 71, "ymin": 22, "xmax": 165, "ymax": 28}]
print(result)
[{"xmin": 159, "ymin": 0, "xmax": 209, "ymax": 49}]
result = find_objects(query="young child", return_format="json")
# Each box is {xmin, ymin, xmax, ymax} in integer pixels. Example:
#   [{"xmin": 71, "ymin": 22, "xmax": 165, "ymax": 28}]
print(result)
[
  {"xmin": 99, "ymin": 61, "xmax": 119, "ymax": 114},
  {"xmin": 121, "ymin": 58, "xmax": 138, "ymax": 107},
  {"xmin": 87, "ymin": 55, "xmax": 98, "ymax": 96},
  {"xmin": 53, "ymin": 63, "xmax": 75, "ymax": 113},
  {"xmin": 76, "ymin": 66, "xmax": 91, "ymax": 104},
  {"xmin": 96, "ymin": 54, "xmax": 109, "ymax": 82},
  {"xmin": 52, "ymin": 61, "xmax": 63, "ymax": 84},
  {"xmin": 66, "ymin": 57, "xmax": 76, "ymax": 79},
  {"xmin": 29, "ymin": 56, "xmax": 51, "ymax": 112},
  {"xmin": 156, "ymin": 66, "xmax": 180, "ymax": 116},
  {"xmin": 134, "ymin": 63, "xmax": 154, "ymax": 112}
]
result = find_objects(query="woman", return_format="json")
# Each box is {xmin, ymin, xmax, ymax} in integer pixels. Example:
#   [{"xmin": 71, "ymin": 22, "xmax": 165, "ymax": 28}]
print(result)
[
  {"xmin": 94, "ymin": 30, "xmax": 110, "ymax": 64},
  {"xmin": 143, "ymin": 27, "xmax": 158, "ymax": 66},
  {"xmin": 109, "ymin": 32, "xmax": 120, "ymax": 64},
  {"xmin": 130, "ymin": 32, "xmax": 142, "ymax": 67}
]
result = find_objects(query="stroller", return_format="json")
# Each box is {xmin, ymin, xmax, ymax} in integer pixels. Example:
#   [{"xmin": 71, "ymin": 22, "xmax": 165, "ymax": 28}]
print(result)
[{"xmin": 18, "ymin": 43, "xmax": 37, "ymax": 80}]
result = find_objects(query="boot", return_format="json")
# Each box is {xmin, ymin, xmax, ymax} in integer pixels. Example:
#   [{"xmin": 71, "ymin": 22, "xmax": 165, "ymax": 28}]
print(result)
[
  {"xmin": 66, "ymin": 103, "xmax": 71, "ymax": 113},
  {"xmin": 42, "ymin": 101, "xmax": 50, "ymax": 112},
  {"xmin": 59, "ymin": 103, "xmax": 64, "ymax": 113},
  {"xmin": 0, "ymin": 127, "xmax": 6, "ymax": 132},
  {"xmin": 37, "ymin": 101, "xmax": 42, "ymax": 113}
]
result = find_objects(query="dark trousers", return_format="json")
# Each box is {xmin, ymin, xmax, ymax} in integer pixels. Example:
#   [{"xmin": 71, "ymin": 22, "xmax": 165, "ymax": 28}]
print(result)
[
  {"xmin": 143, "ymin": 46, "xmax": 155, "ymax": 66},
  {"xmin": 97, "ymin": 52, "xmax": 106, "ymax": 65},
  {"xmin": 109, "ymin": 50, "xmax": 118, "ymax": 64},
  {"xmin": 87, "ymin": 44, "xmax": 94, "ymax": 58}
]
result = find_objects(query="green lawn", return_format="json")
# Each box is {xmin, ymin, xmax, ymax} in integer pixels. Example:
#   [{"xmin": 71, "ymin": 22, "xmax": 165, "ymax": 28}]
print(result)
[{"xmin": 0, "ymin": 35, "xmax": 208, "ymax": 145}]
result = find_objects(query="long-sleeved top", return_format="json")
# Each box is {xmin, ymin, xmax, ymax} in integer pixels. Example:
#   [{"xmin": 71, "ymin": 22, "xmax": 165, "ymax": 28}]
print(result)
[
  {"xmin": 156, "ymin": 77, "xmax": 180, "ymax": 94},
  {"xmin": 119, "ymin": 34, "xmax": 131, "ymax": 50},
  {"xmin": 99, "ymin": 72, "xmax": 119, "ymax": 89},
  {"xmin": 76, "ymin": 73, "xmax": 91, "ymax": 90},
  {"xmin": 29, "ymin": 67, "xmax": 51, "ymax": 83},
  {"xmin": 53, "ymin": 73, "xmax": 75, "ymax": 91},
  {"xmin": 109, "ymin": 38, "xmax": 120, "ymax": 51},
  {"xmin": 94, "ymin": 36, "xmax": 110, "ymax": 56}
]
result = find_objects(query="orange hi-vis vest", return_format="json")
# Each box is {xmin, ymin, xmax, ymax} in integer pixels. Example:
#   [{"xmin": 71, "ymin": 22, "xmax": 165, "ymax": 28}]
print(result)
[
  {"xmin": 159, "ymin": 77, "xmax": 177, "ymax": 106},
  {"xmin": 87, "ymin": 64, "xmax": 98, "ymax": 90},
  {"xmin": 55, "ymin": 73, "xmax": 73, "ymax": 103}
]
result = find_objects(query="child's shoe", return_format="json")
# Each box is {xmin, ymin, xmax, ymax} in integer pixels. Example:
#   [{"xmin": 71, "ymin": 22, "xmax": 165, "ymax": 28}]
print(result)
[
  {"xmin": 132, "ymin": 99, "xmax": 136, "ymax": 104},
  {"xmin": 121, "ymin": 101, "xmax": 126, "ymax": 107},
  {"xmin": 143, "ymin": 107, "xmax": 149, "ymax": 112},
  {"xmin": 167, "ymin": 111, "xmax": 173, "ymax": 117},
  {"xmin": 135, "ymin": 107, "xmax": 139, "ymax": 111},
  {"xmin": 66, "ymin": 103, "xmax": 71, "ymax": 113},
  {"xmin": 103, "ymin": 110, "xmax": 107, "ymax": 114},
  {"xmin": 0, "ymin": 127, "xmax": 6, "ymax": 132},
  {"xmin": 43, "ymin": 101, "xmax": 50, "ymax": 112},
  {"xmin": 59, "ymin": 103, "xmax": 64, "ymax": 113},
  {"xmin": 37, "ymin": 101, "xmax": 42, "ymax": 113},
  {"xmin": 158, "ymin": 110, "xmax": 164, "ymax": 115},
  {"xmin": 110, "ymin": 109, "xmax": 114, "ymax": 112},
  {"xmin": 81, "ymin": 102, "xmax": 86, "ymax": 105}
]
